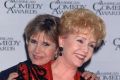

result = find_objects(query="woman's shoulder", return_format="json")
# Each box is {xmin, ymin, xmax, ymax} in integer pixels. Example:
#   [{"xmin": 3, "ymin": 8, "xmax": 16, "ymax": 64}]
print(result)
[{"xmin": 0, "ymin": 60, "xmax": 28, "ymax": 80}]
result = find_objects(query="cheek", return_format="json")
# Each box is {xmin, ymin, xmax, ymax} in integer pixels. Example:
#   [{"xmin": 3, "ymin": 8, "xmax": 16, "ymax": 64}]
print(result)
[
  {"xmin": 28, "ymin": 45, "xmax": 35, "ymax": 54},
  {"xmin": 63, "ymin": 40, "xmax": 78, "ymax": 57},
  {"xmin": 45, "ymin": 49, "xmax": 56, "ymax": 58},
  {"xmin": 65, "ymin": 39, "xmax": 74, "ymax": 46},
  {"xmin": 84, "ymin": 51, "xmax": 93, "ymax": 62},
  {"xmin": 66, "ymin": 43, "xmax": 79, "ymax": 54},
  {"xmin": 64, "ymin": 39, "xmax": 76, "ymax": 51}
]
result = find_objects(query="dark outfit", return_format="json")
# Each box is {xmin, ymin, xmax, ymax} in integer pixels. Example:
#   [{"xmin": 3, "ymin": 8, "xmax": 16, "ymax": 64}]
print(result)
[
  {"xmin": 0, "ymin": 64, "xmax": 18, "ymax": 80},
  {"xmin": 0, "ymin": 60, "xmax": 47, "ymax": 80}
]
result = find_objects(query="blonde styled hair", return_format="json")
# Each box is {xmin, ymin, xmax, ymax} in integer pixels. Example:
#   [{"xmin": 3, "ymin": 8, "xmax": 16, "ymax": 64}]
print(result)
[{"xmin": 59, "ymin": 8, "xmax": 106, "ymax": 47}]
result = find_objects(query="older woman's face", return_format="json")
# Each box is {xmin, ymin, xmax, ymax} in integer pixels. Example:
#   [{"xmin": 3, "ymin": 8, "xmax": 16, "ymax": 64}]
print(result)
[
  {"xmin": 59, "ymin": 31, "xmax": 96, "ymax": 68},
  {"xmin": 27, "ymin": 32, "xmax": 57, "ymax": 65}
]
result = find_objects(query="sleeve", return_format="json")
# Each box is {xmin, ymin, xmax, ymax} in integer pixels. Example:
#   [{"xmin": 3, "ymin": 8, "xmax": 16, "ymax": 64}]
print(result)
[{"xmin": 0, "ymin": 65, "xmax": 18, "ymax": 80}]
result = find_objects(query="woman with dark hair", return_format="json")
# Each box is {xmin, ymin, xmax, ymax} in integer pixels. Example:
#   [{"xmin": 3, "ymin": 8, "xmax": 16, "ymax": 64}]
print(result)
[{"xmin": 0, "ymin": 14, "xmax": 60, "ymax": 80}]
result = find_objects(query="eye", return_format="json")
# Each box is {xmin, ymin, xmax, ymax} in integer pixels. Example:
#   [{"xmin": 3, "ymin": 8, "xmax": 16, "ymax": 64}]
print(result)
[
  {"xmin": 29, "ymin": 39, "xmax": 37, "ymax": 44},
  {"xmin": 77, "ymin": 39, "xmax": 84, "ymax": 44},
  {"xmin": 89, "ymin": 44, "xmax": 96, "ymax": 49},
  {"xmin": 42, "ymin": 42, "xmax": 50, "ymax": 46}
]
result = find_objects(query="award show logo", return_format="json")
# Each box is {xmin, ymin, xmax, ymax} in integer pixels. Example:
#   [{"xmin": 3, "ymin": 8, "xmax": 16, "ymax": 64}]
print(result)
[
  {"xmin": 49, "ymin": 0, "xmax": 86, "ymax": 15},
  {"xmin": 113, "ymin": 37, "xmax": 120, "ymax": 51},
  {"xmin": 93, "ymin": 0, "xmax": 120, "ymax": 15},
  {"xmin": 96, "ymin": 71, "xmax": 120, "ymax": 80},
  {"xmin": 0, "ymin": 37, "xmax": 21, "ymax": 51},
  {"xmin": 4, "ymin": 0, "xmax": 43, "ymax": 14}
]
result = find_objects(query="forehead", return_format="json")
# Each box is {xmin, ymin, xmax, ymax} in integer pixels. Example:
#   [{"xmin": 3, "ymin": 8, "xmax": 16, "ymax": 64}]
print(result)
[
  {"xmin": 30, "ymin": 32, "xmax": 52, "ymax": 41},
  {"xmin": 79, "ymin": 28, "xmax": 96, "ymax": 39},
  {"xmin": 71, "ymin": 30, "xmax": 96, "ymax": 42}
]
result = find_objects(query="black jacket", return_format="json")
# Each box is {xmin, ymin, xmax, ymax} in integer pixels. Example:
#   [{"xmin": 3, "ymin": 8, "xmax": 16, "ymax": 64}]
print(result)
[{"xmin": 0, "ymin": 60, "xmax": 28, "ymax": 80}]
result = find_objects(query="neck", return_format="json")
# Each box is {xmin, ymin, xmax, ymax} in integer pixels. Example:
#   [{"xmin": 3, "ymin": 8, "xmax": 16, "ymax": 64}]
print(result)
[{"xmin": 52, "ymin": 56, "xmax": 77, "ymax": 80}]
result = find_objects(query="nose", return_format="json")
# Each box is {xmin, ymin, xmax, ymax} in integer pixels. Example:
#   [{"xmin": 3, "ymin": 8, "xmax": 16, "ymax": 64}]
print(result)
[
  {"xmin": 82, "ymin": 44, "xmax": 89, "ymax": 53},
  {"xmin": 35, "ymin": 44, "xmax": 43, "ymax": 54}
]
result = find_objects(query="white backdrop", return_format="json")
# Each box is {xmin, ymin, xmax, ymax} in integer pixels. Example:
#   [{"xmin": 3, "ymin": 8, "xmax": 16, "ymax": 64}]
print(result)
[{"xmin": 0, "ymin": 0, "xmax": 120, "ymax": 79}]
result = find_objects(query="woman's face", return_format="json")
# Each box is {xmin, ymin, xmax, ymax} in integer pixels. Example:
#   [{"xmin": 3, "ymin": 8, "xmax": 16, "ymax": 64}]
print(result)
[
  {"xmin": 27, "ymin": 32, "xmax": 57, "ymax": 65},
  {"xmin": 59, "ymin": 31, "xmax": 96, "ymax": 68}
]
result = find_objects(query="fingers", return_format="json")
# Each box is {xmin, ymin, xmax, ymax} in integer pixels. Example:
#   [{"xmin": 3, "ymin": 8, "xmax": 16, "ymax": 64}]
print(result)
[
  {"xmin": 7, "ymin": 72, "xmax": 18, "ymax": 80},
  {"xmin": 82, "ymin": 71, "xmax": 100, "ymax": 80},
  {"xmin": 88, "ymin": 73, "xmax": 100, "ymax": 80},
  {"xmin": 82, "ymin": 71, "xmax": 93, "ymax": 80}
]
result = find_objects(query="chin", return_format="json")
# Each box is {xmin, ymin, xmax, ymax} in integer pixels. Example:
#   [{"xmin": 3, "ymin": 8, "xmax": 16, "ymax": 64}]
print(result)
[
  {"xmin": 32, "ymin": 61, "xmax": 41, "ymax": 65},
  {"xmin": 75, "ymin": 62, "xmax": 84, "ymax": 68}
]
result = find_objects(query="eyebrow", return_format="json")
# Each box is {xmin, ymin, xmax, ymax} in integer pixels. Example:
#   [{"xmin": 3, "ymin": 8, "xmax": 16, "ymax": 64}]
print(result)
[
  {"xmin": 30, "ymin": 37, "xmax": 55, "ymax": 45},
  {"xmin": 76, "ymin": 35, "xmax": 97, "ymax": 43}
]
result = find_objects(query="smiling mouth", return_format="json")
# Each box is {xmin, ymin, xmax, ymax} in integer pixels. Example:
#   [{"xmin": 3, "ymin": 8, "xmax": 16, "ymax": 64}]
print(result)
[
  {"xmin": 75, "ymin": 53, "xmax": 86, "ymax": 60},
  {"xmin": 33, "ymin": 54, "xmax": 44, "ymax": 59}
]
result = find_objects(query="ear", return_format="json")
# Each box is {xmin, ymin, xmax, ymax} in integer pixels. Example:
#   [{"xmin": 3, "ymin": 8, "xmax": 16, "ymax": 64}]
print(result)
[{"xmin": 58, "ymin": 36, "xmax": 65, "ymax": 47}]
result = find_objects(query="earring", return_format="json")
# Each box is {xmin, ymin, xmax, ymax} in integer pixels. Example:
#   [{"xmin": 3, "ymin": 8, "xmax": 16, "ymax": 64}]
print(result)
[{"xmin": 59, "ymin": 47, "xmax": 63, "ymax": 56}]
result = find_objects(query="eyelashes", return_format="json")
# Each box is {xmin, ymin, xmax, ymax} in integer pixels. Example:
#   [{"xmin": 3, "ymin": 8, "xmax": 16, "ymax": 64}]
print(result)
[
  {"xmin": 77, "ymin": 39, "xmax": 84, "ymax": 44},
  {"xmin": 29, "ymin": 39, "xmax": 50, "ymax": 47},
  {"xmin": 77, "ymin": 39, "xmax": 96, "ymax": 49},
  {"xmin": 42, "ymin": 42, "xmax": 50, "ymax": 46},
  {"xmin": 89, "ymin": 44, "xmax": 96, "ymax": 49},
  {"xmin": 30, "ymin": 39, "xmax": 37, "ymax": 44}
]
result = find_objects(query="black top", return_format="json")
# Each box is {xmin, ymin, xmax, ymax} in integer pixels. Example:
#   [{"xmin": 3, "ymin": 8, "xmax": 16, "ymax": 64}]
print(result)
[{"xmin": 0, "ymin": 60, "xmax": 28, "ymax": 80}]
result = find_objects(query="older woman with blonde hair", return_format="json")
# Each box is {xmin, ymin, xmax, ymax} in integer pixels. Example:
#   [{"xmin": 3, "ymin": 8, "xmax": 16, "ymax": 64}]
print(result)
[{"xmin": 44, "ymin": 8, "xmax": 106, "ymax": 80}]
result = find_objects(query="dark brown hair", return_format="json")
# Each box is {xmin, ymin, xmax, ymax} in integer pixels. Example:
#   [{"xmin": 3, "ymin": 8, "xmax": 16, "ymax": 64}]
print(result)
[{"xmin": 24, "ymin": 14, "xmax": 60, "ymax": 47}]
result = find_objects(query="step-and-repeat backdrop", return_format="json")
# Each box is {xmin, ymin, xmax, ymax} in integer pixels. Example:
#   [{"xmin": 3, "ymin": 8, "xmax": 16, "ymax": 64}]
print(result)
[{"xmin": 0, "ymin": 0, "xmax": 120, "ymax": 79}]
